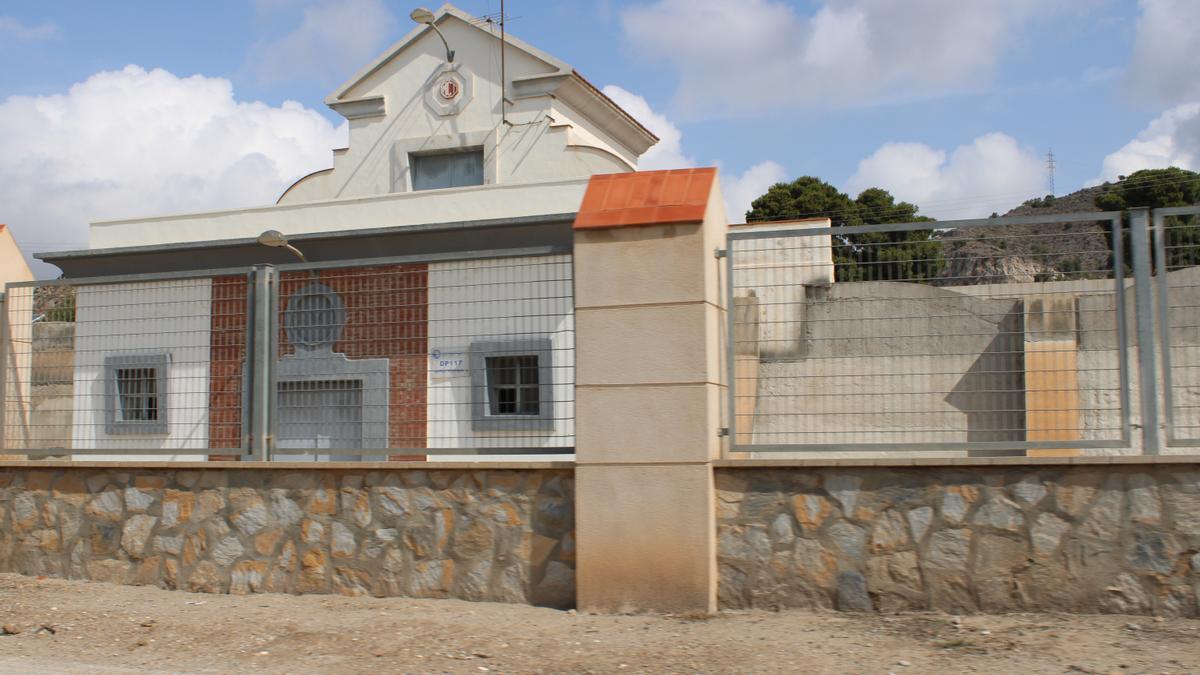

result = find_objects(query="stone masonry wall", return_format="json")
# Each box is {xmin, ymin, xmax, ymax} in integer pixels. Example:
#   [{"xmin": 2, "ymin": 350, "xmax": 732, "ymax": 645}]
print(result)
[
  {"xmin": 0, "ymin": 467, "xmax": 575, "ymax": 607},
  {"xmin": 717, "ymin": 464, "xmax": 1200, "ymax": 616}
]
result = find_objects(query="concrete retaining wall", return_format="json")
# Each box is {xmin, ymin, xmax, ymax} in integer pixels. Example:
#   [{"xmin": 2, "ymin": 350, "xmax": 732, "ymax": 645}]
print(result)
[
  {"xmin": 0, "ymin": 464, "xmax": 575, "ymax": 607},
  {"xmin": 716, "ymin": 463, "xmax": 1200, "ymax": 616}
]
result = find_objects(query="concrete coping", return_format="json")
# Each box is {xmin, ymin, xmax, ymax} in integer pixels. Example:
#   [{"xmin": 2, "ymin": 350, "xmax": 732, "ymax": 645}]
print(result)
[
  {"xmin": 715, "ymin": 455, "xmax": 1200, "ymax": 468},
  {"xmin": 5, "ymin": 456, "xmax": 1197, "ymax": 470},
  {"xmin": 0, "ymin": 460, "xmax": 575, "ymax": 471}
]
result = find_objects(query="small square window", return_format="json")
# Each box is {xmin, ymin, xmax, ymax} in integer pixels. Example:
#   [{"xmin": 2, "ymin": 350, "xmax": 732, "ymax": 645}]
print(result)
[
  {"xmin": 485, "ymin": 355, "xmax": 541, "ymax": 416},
  {"xmin": 105, "ymin": 354, "xmax": 169, "ymax": 435},
  {"xmin": 469, "ymin": 339, "xmax": 553, "ymax": 431},
  {"xmin": 411, "ymin": 150, "xmax": 484, "ymax": 191},
  {"xmin": 116, "ymin": 367, "xmax": 159, "ymax": 421}
]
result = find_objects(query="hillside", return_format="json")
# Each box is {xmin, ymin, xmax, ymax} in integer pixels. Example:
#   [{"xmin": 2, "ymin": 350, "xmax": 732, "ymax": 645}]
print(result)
[{"xmin": 935, "ymin": 186, "xmax": 1112, "ymax": 285}]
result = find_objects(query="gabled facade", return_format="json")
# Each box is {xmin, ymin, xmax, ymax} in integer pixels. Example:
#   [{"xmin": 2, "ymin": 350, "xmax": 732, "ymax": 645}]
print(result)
[{"xmin": 287, "ymin": 4, "xmax": 656, "ymax": 203}]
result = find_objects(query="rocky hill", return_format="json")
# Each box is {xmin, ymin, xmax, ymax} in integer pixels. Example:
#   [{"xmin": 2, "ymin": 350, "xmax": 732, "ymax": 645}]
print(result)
[{"xmin": 935, "ymin": 186, "xmax": 1112, "ymax": 285}]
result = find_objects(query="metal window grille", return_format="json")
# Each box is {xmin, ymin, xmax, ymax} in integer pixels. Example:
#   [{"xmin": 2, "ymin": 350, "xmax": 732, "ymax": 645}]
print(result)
[
  {"xmin": 117, "ymin": 369, "xmax": 158, "ymax": 420},
  {"xmin": 118, "ymin": 370, "xmax": 157, "ymax": 419},
  {"xmin": 486, "ymin": 355, "xmax": 541, "ymax": 415},
  {"xmin": 725, "ymin": 211, "xmax": 1135, "ymax": 454}
]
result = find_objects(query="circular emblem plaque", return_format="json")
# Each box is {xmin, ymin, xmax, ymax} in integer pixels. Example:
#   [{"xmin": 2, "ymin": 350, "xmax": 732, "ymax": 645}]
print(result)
[
  {"xmin": 438, "ymin": 78, "xmax": 460, "ymax": 100},
  {"xmin": 425, "ymin": 65, "xmax": 471, "ymax": 117}
]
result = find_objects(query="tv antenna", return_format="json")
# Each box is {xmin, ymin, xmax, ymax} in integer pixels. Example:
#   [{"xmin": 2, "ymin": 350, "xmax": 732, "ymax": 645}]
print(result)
[{"xmin": 474, "ymin": 3, "xmax": 519, "ymax": 127}]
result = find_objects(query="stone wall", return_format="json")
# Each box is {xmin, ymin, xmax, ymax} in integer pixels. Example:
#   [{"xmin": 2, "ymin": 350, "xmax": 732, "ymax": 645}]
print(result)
[
  {"xmin": 0, "ymin": 466, "xmax": 575, "ymax": 607},
  {"xmin": 717, "ymin": 463, "xmax": 1200, "ymax": 616}
]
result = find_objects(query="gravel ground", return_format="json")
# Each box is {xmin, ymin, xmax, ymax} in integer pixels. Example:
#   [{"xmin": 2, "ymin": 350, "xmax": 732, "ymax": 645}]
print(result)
[{"xmin": 0, "ymin": 573, "xmax": 1197, "ymax": 674}]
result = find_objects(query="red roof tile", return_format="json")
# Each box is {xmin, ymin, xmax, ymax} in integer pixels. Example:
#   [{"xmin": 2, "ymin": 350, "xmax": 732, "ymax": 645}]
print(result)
[{"xmin": 573, "ymin": 167, "xmax": 717, "ymax": 230}]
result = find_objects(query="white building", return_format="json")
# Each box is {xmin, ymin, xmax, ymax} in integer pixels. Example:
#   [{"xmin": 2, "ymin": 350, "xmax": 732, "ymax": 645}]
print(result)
[{"xmin": 14, "ymin": 4, "xmax": 661, "ymax": 461}]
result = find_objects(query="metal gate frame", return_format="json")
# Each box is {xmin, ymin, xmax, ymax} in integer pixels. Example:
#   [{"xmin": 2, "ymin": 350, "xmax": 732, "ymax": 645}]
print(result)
[{"xmin": 1153, "ymin": 204, "xmax": 1200, "ymax": 448}]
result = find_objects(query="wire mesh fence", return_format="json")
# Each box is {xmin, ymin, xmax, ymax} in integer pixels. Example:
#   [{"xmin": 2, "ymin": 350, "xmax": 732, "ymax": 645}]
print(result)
[
  {"xmin": 269, "ymin": 254, "xmax": 575, "ymax": 458},
  {"xmin": 6, "ymin": 207, "xmax": 1200, "ymax": 460},
  {"xmin": 726, "ymin": 212, "xmax": 1135, "ymax": 453},
  {"xmin": 1, "ymin": 252, "xmax": 574, "ymax": 460},
  {"xmin": 1155, "ymin": 205, "xmax": 1200, "ymax": 446},
  {"xmin": 2, "ymin": 273, "xmax": 249, "ymax": 457}
]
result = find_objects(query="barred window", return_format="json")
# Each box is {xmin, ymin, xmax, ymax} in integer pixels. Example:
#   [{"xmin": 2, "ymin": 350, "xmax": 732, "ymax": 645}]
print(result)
[
  {"xmin": 104, "ymin": 354, "xmax": 169, "ymax": 434},
  {"xmin": 116, "ymin": 367, "xmax": 159, "ymax": 421},
  {"xmin": 485, "ymin": 355, "xmax": 541, "ymax": 416},
  {"xmin": 469, "ymin": 339, "xmax": 553, "ymax": 431}
]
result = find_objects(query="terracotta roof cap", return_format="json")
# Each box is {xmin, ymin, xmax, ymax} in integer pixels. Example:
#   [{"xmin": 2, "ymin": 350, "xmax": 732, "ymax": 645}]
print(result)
[{"xmin": 573, "ymin": 167, "xmax": 716, "ymax": 230}]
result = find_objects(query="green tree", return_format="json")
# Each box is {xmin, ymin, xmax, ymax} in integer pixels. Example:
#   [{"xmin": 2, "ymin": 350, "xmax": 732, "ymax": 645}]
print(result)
[
  {"xmin": 1094, "ymin": 167, "xmax": 1200, "ymax": 272},
  {"xmin": 745, "ymin": 177, "xmax": 942, "ymax": 282}
]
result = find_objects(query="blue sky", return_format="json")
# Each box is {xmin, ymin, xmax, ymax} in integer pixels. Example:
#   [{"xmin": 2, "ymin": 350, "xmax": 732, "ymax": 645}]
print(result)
[{"xmin": 2, "ymin": 0, "xmax": 1198, "ymax": 276}]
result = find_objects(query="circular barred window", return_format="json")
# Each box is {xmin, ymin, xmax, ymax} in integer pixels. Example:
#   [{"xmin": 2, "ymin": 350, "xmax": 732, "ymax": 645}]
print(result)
[{"xmin": 284, "ymin": 283, "xmax": 346, "ymax": 349}]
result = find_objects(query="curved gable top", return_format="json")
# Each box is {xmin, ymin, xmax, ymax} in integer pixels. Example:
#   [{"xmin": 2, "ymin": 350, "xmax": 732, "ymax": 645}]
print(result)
[
  {"xmin": 326, "ymin": 3, "xmax": 568, "ymax": 106},
  {"xmin": 324, "ymin": 2, "xmax": 657, "ymax": 149}
]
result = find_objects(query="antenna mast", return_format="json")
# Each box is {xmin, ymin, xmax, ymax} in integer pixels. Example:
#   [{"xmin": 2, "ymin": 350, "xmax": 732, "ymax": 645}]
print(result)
[
  {"xmin": 1046, "ymin": 148, "xmax": 1056, "ymax": 196},
  {"xmin": 500, "ymin": 0, "xmax": 506, "ymax": 126}
]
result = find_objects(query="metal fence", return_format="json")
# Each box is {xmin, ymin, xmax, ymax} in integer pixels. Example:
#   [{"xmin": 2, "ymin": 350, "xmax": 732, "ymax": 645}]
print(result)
[
  {"xmin": 724, "ymin": 209, "xmax": 1165, "ymax": 455},
  {"xmin": 1, "ymin": 250, "xmax": 574, "ymax": 460},
  {"xmin": 1154, "ymin": 205, "xmax": 1200, "ymax": 447}
]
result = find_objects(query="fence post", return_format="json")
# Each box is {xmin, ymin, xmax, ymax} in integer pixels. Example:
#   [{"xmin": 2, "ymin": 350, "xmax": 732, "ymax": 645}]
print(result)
[
  {"xmin": 0, "ymin": 291, "xmax": 7, "ymax": 452},
  {"xmin": 248, "ymin": 265, "xmax": 275, "ymax": 461},
  {"xmin": 1129, "ymin": 207, "xmax": 1161, "ymax": 454},
  {"xmin": 572, "ymin": 168, "xmax": 726, "ymax": 613}
]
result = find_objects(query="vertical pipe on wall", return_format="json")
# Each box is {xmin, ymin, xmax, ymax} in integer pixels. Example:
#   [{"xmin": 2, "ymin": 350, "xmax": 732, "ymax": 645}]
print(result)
[
  {"xmin": 248, "ymin": 265, "xmax": 275, "ymax": 461},
  {"xmin": 1129, "ymin": 207, "xmax": 1161, "ymax": 454},
  {"xmin": 723, "ymin": 247, "xmax": 735, "ymax": 457}
]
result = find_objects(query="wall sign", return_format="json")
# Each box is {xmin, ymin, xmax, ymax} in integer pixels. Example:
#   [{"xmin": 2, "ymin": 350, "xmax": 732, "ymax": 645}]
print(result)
[{"xmin": 429, "ymin": 348, "xmax": 467, "ymax": 379}]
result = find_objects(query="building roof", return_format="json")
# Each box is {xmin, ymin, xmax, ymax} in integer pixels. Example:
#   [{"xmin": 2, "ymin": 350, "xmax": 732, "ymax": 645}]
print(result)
[{"xmin": 573, "ymin": 168, "xmax": 717, "ymax": 230}]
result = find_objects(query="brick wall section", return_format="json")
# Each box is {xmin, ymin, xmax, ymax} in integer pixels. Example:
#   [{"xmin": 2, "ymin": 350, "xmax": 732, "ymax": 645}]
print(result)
[
  {"xmin": 208, "ymin": 275, "xmax": 248, "ymax": 458},
  {"xmin": 0, "ymin": 467, "xmax": 575, "ymax": 606},
  {"xmin": 278, "ymin": 265, "xmax": 429, "ymax": 453},
  {"xmin": 717, "ymin": 465, "xmax": 1200, "ymax": 616}
]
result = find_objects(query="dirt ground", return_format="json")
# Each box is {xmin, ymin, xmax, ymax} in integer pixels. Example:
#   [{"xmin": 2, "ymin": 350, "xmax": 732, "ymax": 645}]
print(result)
[{"xmin": 0, "ymin": 574, "xmax": 1197, "ymax": 674}]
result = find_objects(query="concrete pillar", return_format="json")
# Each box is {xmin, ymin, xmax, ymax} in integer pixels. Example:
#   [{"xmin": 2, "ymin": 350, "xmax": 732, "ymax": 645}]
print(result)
[{"xmin": 572, "ymin": 168, "xmax": 727, "ymax": 613}]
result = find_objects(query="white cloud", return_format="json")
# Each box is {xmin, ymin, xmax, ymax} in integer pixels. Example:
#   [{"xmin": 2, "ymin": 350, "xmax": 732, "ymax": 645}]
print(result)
[
  {"xmin": 600, "ymin": 85, "xmax": 693, "ymax": 170},
  {"xmin": 0, "ymin": 65, "xmax": 347, "ymax": 277},
  {"xmin": 1125, "ymin": 0, "xmax": 1200, "ymax": 105},
  {"xmin": 1096, "ymin": 102, "xmax": 1200, "ymax": 181},
  {"xmin": 249, "ymin": 0, "xmax": 397, "ymax": 85},
  {"xmin": 722, "ymin": 161, "xmax": 788, "ymax": 223},
  {"xmin": 0, "ymin": 16, "xmax": 59, "ymax": 41},
  {"xmin": 619, "ymin": 0, "xmax": 1065, "ymax": 115},
  {"xmin": 601, "ymin": 83, "xmax": 785, "ymax": 222},
  {"xmin": 845, "ymin": 133, "xmax": 1045, "ymax": 219}
]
